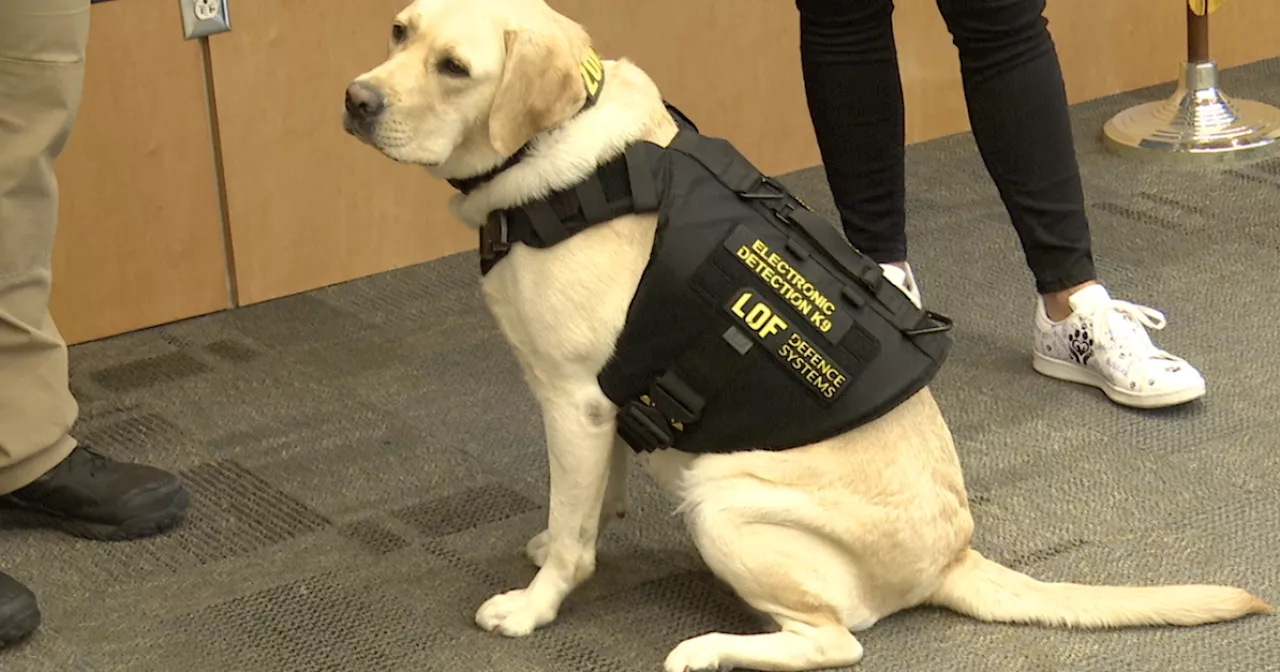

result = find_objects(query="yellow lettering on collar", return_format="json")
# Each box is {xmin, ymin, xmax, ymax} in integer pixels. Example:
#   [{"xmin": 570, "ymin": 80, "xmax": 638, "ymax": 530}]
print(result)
[
  {"xmin": 579, "ymin": 47, "xmax": 604, "ymax": 101},
  {"xmin": 1188, "ymin": 0, "xmax": 1228, "ymax": 15}
]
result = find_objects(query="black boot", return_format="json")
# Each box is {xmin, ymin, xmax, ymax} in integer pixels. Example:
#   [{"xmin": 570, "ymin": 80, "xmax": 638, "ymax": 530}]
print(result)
[
  {"xmin": 0, "ymin": 445, "xmax": 188, "ymax": 541},
  {"xmin": 0, "ymin": 572, "xmax": 40, "ymax": 648}
]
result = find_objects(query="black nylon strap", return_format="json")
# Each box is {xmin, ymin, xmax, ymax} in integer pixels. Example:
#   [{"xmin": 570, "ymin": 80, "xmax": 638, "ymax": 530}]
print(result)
[
  {"xmin": 778, "ymin": 206, "xmax": 924, "ymax": 332},
  {"xmin": 480, "ymin": 148, "xmax": 654, "ymax": 274},
  {"xmin": 448, "ymin": 144, "xmax": 531, "ymax": 194},
  {"xmin": 622, "ymin": 256, "xmax": 752, "ymax": 451},
  {"xmin": 575, "ymin": 176, "xmax": 613, "ymax": 224},
  {"xmin": 668, "ymin": 132, "xmax": 759, "ymax": 193},
  {"xmin": 524, "ymin": 199, "xmax": 569, "ymax": 246},
  {"xmin": 649, "ymin": 323, "xmax": 744, "ymax": 429},
  {"xmin": 625, "ymin": 145, "xmax": 660, "ymax": 212}
]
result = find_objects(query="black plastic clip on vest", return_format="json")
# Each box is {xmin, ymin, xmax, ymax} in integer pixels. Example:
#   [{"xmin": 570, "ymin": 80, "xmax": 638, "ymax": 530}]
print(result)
[
  {"xmin": 479, "ymin": 210, "xmax": 511, "ymax": 265},
  {"xmin": 616, "ymin": 372, "xmax": 705, "ymax": 453}
]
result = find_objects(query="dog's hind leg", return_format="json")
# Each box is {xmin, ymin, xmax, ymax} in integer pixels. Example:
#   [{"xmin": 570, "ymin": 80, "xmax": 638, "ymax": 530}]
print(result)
[
  {"xmin": 475, "ymin": 383, "xmax": 617, "ymax": 637},
  {"xmin": 526, "ymin": 435, "xmax": 630, "ymax": 568},
  {"xmin": 664, "ymin": 499, "xmax": 872, "ymax": 672}
]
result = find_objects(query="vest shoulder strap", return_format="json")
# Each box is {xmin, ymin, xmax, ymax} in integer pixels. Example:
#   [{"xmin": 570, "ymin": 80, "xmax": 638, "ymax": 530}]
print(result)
[
  {"xmin": 479, "ymin": 142, "xmax": 664, "ymax": 274},
  {"xmin": 478, "ymin": 100, "xmax": 697, "ymax": 273}
]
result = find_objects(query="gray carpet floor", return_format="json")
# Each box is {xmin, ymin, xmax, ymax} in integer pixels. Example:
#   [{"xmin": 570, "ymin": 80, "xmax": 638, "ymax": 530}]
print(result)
[{"xmin": 4, "ymin": 58, "xmax": 1279, "ymax": 672}]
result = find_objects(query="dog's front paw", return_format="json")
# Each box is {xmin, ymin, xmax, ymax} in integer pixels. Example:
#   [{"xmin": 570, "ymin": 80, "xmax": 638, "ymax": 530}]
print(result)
[
  {"xmin": 664, "ymin": 634, "xmax": 731, "ymax": 672},
  {"xmin": 475, "ymin": 588, "xmax": 556, "ymax": 637},
  {"xmin": 525, "ymin": 530, "xmax": 551, "ymax": 568}
]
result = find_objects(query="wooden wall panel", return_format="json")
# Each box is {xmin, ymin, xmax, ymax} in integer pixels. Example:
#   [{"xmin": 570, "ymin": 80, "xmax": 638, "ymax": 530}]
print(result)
[
  {"xmin": 207, "ymin": 0, "xmax": 475, "ymax": 306},
  {"xmin": 567, "ymin": 0, "xmax": 1280, "ymax": 174},
  {"xmin": 551, "ymin": 0, "xmax": 819, "ymax": 179},
  {"xmin": 51, "ymin": 0, "xmax": 231, "ymax": 345},
  {"xmin": 906, "ymin": 0, "xmax": 1280, "ymax": 145},
  {"xmin": 1196, "ymin": 1, "xmax": 1280, "ymax": 72},
  {"xmin": 203, "ymin": 0, "xmax": 1280, "ymax": 307}
]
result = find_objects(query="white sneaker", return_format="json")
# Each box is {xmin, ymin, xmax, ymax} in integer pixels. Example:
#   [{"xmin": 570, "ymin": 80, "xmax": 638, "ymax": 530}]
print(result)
[
  {"xmin": 880, "ymin": 263, "xmax": 922, "ymax": 309},
  {"xmin": 1032, "ymin": 284, "xmax": 1206, "ymax": 408}
]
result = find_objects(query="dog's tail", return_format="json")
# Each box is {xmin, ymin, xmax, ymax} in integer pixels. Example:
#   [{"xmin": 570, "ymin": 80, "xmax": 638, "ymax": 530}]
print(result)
[{"xmin": 928, "ymin": 548, "xmax": 1273, "ymax": 629}]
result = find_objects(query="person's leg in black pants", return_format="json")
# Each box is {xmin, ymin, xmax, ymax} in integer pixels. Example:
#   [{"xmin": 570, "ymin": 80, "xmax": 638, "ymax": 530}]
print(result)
[
  {"xmin": 797, "ymin": 0, "xmax": 908, "ymax": 267},
  {"xmin": 796, "ymin": 0, "xmax": 1206, "ymax": 409}
]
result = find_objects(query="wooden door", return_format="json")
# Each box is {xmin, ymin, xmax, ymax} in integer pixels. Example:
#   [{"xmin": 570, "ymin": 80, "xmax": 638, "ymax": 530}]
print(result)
[{"xmin": 51, "ymin": 0, "xmax": 232, "ymax": 345}]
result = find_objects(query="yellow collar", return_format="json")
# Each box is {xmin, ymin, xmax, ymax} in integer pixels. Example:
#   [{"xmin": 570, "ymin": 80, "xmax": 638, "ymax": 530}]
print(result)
[{"xmin": 579, "ymin": 47, "xmax": 604, "ymax": 107}]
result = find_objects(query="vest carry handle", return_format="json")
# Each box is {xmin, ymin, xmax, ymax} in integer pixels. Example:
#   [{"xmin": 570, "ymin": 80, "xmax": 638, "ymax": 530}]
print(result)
[{"xmin": 662, "ymin": 129, "xmax": 947, "ymax": 337}]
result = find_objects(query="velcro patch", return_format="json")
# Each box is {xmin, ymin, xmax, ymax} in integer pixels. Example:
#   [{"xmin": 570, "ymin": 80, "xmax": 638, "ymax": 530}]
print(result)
[{"xmin": 723, "ymin": 288, "xmax": 850, "ymax": 403}]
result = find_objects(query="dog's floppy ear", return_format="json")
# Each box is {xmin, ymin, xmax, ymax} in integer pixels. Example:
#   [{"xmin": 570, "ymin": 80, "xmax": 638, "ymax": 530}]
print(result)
[{"xmin": 488, "ymin": 27, "xmax": 588, "ymax": 157}]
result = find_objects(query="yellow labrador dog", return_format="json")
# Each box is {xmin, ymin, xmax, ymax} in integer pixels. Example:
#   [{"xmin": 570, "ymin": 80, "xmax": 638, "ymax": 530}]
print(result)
[{"xmin": 343, "ymin": 0, "xmax": 1272, "ymax": 669}]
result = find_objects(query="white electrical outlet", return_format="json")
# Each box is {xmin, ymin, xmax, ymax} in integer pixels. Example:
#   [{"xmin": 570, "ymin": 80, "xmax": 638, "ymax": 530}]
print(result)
[
  {"xmin": 180, "ymin": 0, "xmax": 231, "ymax": 39},
  {"xmin": 193, "ymin": 0, "xmax": 218, "ymax": 21}
]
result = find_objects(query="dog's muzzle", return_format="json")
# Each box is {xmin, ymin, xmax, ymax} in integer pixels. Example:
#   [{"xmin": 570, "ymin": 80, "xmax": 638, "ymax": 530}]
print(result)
[{"xmin": 343, "ymin": 81, "xmax": 385, "ymax": 137}]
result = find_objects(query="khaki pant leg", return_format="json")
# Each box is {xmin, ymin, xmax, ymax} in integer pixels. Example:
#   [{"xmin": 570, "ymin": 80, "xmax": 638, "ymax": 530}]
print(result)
[{"xmin": 0, "ymin": 0, "xmax": 92, "ymax": 494}]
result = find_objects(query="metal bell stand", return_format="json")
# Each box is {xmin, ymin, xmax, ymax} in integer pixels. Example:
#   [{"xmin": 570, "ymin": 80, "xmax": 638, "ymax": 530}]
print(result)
[{"xmin": 1101, "ymin": 3, "xmax": 1280, "ymax": 164}]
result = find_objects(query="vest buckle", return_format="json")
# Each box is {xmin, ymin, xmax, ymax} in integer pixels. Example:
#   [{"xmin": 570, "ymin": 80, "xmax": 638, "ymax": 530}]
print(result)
[
  {"xmin": 617, "ymin": 399, "xmax": 676, "ymax": 453},
  {"xmin": 480, "ymin": 210, "xmax": 510, "ymax": 262},
  {"xmin": 649, "ymin": 372, "xmax": 703, "ymax": 425}
]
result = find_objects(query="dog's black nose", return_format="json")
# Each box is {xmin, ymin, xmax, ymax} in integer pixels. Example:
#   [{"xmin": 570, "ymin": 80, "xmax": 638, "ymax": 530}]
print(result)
[{"xmin": 345, "ymin": 81, "xmax": 385, "ymax": 120}]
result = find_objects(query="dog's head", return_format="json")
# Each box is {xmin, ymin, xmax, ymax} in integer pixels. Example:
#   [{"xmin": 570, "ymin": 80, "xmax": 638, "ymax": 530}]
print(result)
[{"xmin": 342, "ymin": 0, "xmax": 601, "ymax": 181}]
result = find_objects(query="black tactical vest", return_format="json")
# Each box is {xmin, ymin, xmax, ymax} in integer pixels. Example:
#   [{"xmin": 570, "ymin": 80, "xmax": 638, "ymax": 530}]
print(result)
[{"xmin": 471, "ymin": 104, "xmax": 953, "ymax": 455}]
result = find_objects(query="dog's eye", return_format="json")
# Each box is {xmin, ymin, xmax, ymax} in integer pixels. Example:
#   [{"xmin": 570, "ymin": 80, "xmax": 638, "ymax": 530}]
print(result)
[
  {"xmin": 391, "ymin": 23, "xmax": 407, "ymax": 44},
  {"xmin": 437, "ymin": 57, "xmax": 470, "ymax": 78}
]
